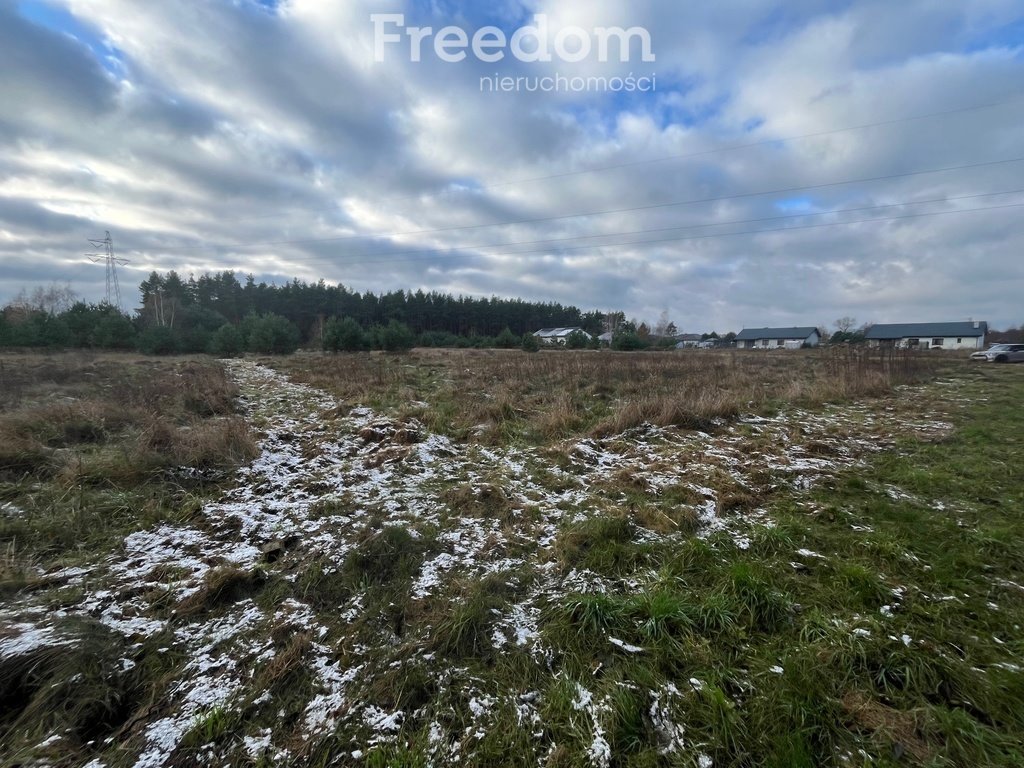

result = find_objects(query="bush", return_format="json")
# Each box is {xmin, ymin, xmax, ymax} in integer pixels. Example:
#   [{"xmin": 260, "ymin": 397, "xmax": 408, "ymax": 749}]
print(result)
[
  {"xmin": 495, "ymin": 327, "xmax": 519, "ymax": 349},
  {"xmin": 92, "ymin": 313, "xmax": 136, "ymax": 349},
  {"xmin": 376, "ymin": 320, "xmax": 415, "ymax": 353},
  {"xmin": 137, "ymin": 326, "xmax": 179, "ymax": 355},
  {"xmin": 418, "ymin": 331, "xmax": 462, "ymax": 348},
  {"xmin": 323, "ymin": 316, "xmax": 369, "ymax": 352},
  {"xmin": 611, "ymin": 331, "xmax": 645, "ymax": 351},
  {"xmin": 3, "ymin": 314, "xmax": 73, "ymax": 348},
  {"xmin": 243, "ymin": 313, "xmax": 300, "ymax": 355},
  {"xmin": 521, "ymin": 333, "xmax": 541, "ymax": 353},
  {"xmin": 208, "ymin": 324, "xmax": 244, "ymax": 357},
  {"xmin": 565, "ymin": 330, "xmax": 590, "ymax": 349},
  {"xmin": 178, "ymin": 328, "xmax": 212, "ymax": 354}
]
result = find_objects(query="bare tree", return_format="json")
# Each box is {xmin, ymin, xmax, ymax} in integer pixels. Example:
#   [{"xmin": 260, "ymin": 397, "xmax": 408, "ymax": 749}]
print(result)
[
  {"xmin": 654, "ymin": 310, "xmax": 672, "ymax": 337},
  {"xmin": 603, "ymin": 311, "xmax": 625, "ymax": 335},
  {"xmin": 834, "ymin": 316, "xmax": 857, "ymax": 334},
  {"xmin": 6, "ymin": 282, "xmax": 76, "ymax": 315}
]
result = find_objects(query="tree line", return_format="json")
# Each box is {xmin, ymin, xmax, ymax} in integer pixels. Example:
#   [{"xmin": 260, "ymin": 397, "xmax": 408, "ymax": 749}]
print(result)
[
  {"xmin": 0, "ymin": 272, "xmax": 609, "ymax": 355},
  {"xmin": 8, "ymin": 276, "xmax": 1015, "ymax": 356}
]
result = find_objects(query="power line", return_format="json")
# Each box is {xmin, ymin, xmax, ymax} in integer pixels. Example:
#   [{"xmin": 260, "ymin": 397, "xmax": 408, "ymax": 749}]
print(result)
[
  {"xmin": 234, "ymin": 188, "xmax": 1024, "ymax": 269},
  {"xmin": 443, "ymin": 93, "xmax": 1024, "ymax": 193},
  {"xmin": 203, "ymin": 155, "xmax": 1024, "ymax": 250},
  {"xmin": 232, "ymin": 200, "xmax": 1024, "ymax": 271},
  {"xmin": 229, "ymin": 91, "xmax": 1024, "ymax": 221}
]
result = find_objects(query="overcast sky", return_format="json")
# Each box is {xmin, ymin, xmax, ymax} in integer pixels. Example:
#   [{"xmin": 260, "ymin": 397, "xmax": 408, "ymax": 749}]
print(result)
[{"xmin": 2, "ymin": 0, "xmax": 1023, "ymax": 331}]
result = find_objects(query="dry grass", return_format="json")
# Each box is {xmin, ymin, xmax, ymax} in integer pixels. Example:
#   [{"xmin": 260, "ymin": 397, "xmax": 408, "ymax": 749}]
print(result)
[
  {"xmin": 275, "ymin": 347, "xmax": 948, "ymax": 446},
  {"xmin": 175, "ymin": 567, "xmax": 266, "ymax": 617},
  {"xmin": 252, "ymin": 631, "xmax": 313, "ymax": 694},
  {"xmin": 0, "ymin": 353, "xmax": 259, "ymax": 598},
  {"xmin": 0, "ymin": 353, "xmax": 257, "ymax": 485},
  {"xmin": 841, "ymin": 690, "xmax": 936, "ymax": 762}
]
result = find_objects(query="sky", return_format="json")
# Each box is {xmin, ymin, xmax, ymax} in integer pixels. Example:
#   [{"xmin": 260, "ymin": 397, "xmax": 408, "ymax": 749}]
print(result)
[{"xmin": 1, "ymin": 0, "xmax": 1023, "ymax": 332}]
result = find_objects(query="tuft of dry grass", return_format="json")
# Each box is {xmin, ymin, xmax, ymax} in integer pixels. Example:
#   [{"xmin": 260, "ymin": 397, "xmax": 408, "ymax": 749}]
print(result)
[
  {"xmin": 252, "ymin": 631, "xmax": 313, "ymax": 694},
  {"xmin": 841, "ymin": 690, "xmax": 936, "ymax": 762},
  {"xmin": 175, "ymin": 567, "xmax": 266, "ymax": 617}
]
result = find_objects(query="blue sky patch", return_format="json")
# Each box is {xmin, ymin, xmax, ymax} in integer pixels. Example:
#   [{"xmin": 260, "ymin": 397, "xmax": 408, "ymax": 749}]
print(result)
[
  {"xmin": 17, "ymin": 0, "xmax": 125, "ymax": 76},
  {"xmin": 774, "ymin": 197, "xmax": 817, "ymax": 214}
]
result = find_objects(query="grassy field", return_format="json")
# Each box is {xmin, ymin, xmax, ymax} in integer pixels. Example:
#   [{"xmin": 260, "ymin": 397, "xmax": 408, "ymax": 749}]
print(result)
[
  {"xmin": 0, "ymin": 348, "xmax": 1021, "ymax": 767},
  {"xmin": 273, "ymin": 346, "xmax": 940, "ymax": 443}
]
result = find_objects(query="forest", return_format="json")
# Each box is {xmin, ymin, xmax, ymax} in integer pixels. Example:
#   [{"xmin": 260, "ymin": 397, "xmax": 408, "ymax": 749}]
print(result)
[{"xmin": 0, "ymin": 271, "xmax": 611, "ymax": 354}]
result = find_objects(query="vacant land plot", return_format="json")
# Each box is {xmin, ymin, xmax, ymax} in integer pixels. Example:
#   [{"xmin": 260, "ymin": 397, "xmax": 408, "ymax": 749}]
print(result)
[{"xmin": 1, "ymin": 349, "xmax": 1021, "ymax": 767}]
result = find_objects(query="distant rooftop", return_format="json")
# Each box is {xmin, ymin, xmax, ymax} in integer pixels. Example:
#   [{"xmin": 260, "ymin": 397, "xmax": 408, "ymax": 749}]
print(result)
[
  {"xmin": 735, "ymin": 327, "xmax": 818, "ymax": 341},
  {"xmin": 533, "ymin": 327, "xmax": 587, "ymax": 338},
  {"xmin": 865, "ymin": 322, "xmax": 987, "ymax": 339}
]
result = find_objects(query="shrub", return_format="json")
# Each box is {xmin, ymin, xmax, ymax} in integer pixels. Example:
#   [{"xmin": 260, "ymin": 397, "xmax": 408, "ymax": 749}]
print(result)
[
  {"xmin": 376, "ymin": 320, "xmax": 415, "ymax": 353},
  {"xmin": 521, "ymin": 333, "xmax": 541, "ymax": 352},
  {"xmin": 418, "ymin": 330, "xmax": 462, "ymax": 348},
  {"xmin": 495, "ymin": 327, "xmax": 519, "ymax": 349},
  {"xmin": 208, "ymin": 323, "xmax": 244, "ymax": 357},
  {"xmin": 323, "ymin": 316, "xmax": 369, "ymax": 352},
  {"xmin": 244, "ymin": 313, "xmax": 300, "ymax": 355},
  {"xmin": 611, "ymin": 331, "xmax": 645, "ymax": 351},
  {"xmin": 136, "ymin": 326, "xmax": 179, "ymax": 355},
  {"xmin": 564, "ymin": 330, "xmax": 590, "ymax": 349},
  {"xmin": 92, "ymin": 313, "xmax": 136, "ymax": 349}
]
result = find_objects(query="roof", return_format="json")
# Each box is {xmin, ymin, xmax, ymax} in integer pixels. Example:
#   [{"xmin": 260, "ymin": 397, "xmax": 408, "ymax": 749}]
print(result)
[
  {"xmin": 735, "ymin": 327, "xmax": 819, "ymax": 341},
  {"xmin": 674, "ymin": 333, "xmax": 703, "ymax": 342},
  {"xmin": 865, "ymin": 322, "xmax": 988, "ymax": 340},
  {"xmin": 533, "ymin": 327, "xmax": 589, "ymax": 339}
]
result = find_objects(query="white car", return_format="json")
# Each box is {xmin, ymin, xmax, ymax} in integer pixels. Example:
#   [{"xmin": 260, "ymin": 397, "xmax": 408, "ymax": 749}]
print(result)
[{"xmin": 970, "ymin": 343, "xmax": 1024, "ymax": 363}]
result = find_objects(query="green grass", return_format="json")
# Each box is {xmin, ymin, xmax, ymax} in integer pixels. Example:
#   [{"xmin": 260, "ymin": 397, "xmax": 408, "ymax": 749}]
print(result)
[{"xmin": 524, "ymin": 366, "xmax": 1024, "ymax": 767}]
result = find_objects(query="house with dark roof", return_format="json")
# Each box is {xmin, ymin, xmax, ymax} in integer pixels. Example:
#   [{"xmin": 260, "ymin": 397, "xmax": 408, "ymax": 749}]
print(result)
[
  {"xmin": 864, "ymin": 321, "xmax": 987, "ymax": 350},
  {"xmin": 735, "ymin": 327, "xmax": 820, "ymax": 349}
]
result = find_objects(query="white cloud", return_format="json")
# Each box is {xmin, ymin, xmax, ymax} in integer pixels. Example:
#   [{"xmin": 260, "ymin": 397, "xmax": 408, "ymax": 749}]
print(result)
[{"xmin": 1, "ymin": 0, "xmax": 1022, "ymax": 329}]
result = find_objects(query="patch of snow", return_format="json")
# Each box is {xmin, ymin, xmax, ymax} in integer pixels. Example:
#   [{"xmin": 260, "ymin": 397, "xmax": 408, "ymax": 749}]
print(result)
[
  {"xmin": 0, "ymin": 623, "xmax": 74, "ymax": 656},
  {"xmin": 363, "ymin": 706, "xmax": 404, "ymax": 732},
  {"xmin": 795, "ymin": 548, "xmax": 825, "ymax": 559},
  {"xmin": 608, "ymin": 637, "xmax": 644, "ymax": 654}
]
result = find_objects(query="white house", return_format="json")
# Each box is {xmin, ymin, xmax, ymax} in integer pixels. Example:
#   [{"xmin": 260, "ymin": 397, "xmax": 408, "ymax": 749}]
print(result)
[
  {"xmin": 674, "ymin": 333, "xmax": 704, "ymax": 349},
  {"xmin": 864, "ymin": 321, "xmax": 987, "ymax": 350},
  {"xmin": 533, "ymin": 327, "xmax": 592, "ymax": 345},
  {"xmin": 735, "ymin": 327, "xmax": 821, "ymax": 349}
]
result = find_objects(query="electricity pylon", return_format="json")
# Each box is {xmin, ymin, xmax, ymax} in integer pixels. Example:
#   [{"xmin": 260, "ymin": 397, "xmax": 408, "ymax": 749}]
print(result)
[{"xmin": 86, "ymin": 231, "xmax": 129, "ymax": 310}]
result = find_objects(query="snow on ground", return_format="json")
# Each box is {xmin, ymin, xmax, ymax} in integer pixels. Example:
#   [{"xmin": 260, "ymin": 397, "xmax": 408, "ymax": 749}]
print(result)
[{"xmin": 0, "ymin": 361, "xmax": 951, "ymax": 766}]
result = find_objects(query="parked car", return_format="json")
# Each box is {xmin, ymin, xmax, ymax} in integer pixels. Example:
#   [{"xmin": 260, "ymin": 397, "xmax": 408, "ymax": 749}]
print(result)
[{"xmin": 970, "ymin": 343, "xmax": 1024, "ymax": 363}]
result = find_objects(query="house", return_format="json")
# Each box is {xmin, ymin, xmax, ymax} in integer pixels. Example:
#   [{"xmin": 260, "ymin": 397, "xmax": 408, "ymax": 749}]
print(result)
[
  {"xmin": 674, "ymin": 334, "xmax": 704, "ymax": 349},
  {"xmin": 533, "ymin": 327, "xmax": 592, "ymax": 345},
  {"xmin": 864, "ymin": 321, "xmax": 987, "ymax": 350},
  {"xmin": 735, "ymin": 327, "xmax": 821, "ymax": 349}
]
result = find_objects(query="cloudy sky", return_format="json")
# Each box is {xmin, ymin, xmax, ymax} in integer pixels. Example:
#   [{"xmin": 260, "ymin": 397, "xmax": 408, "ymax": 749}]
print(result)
[{"xmin": 2, "ymin": 0, "xmax": 1023, "ymax": 331}]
